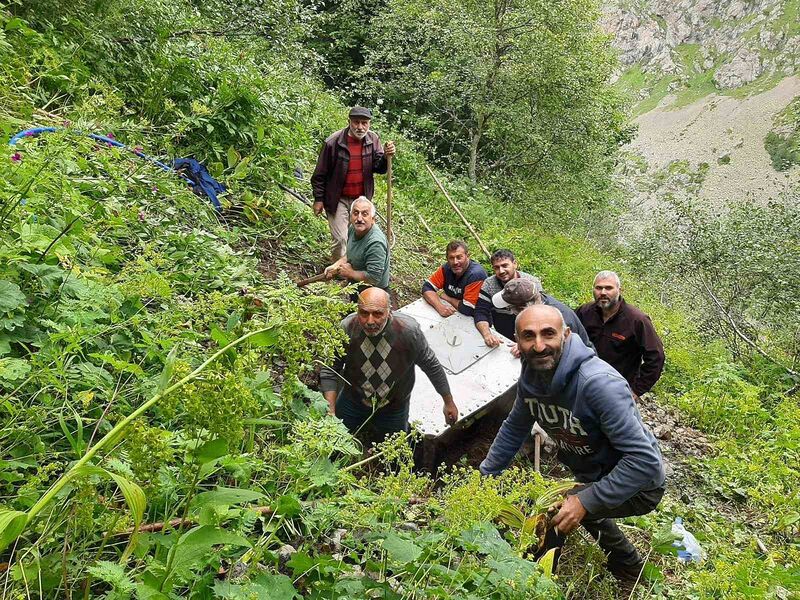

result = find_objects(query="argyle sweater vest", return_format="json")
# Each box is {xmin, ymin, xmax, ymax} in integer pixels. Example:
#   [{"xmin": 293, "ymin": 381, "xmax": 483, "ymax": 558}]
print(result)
[{"xmin": 319, "ymin": 313, "xmax": 451, "ymax": 411}]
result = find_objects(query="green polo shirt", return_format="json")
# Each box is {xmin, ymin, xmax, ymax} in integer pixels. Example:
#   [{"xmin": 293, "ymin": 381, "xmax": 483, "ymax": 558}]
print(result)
[{"xmin": 346, "ymin": 223, "xmax": 390, "ymax": 290}]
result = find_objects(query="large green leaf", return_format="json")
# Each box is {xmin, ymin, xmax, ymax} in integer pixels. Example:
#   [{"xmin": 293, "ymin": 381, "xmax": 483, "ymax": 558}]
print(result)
[
  {"xmin": 537, "ymin": 547, "xmax": 557, "ymax": 578},
  {"xmin": 458, "ymin": 522, "xmax": 512, "ymax": 559},
  {"xmin": 178, "ymin": 525, "xmax": 252, "ymax": 548},
  {"xmin": 193, "ymin": 438, "xmax": 229, "ymax": 465},
  {"xmin": 248, "ymin": 327, "xmax": 279, "ymax": 348},
  {"xmin": 0, "ymin": 357, "xmax": 31, "ymax": 383},
  {"xmin": 0, "ymin": 280, "xmax": 25, "ymax": 314},
  {"xmin": 70, "ymin": 466, "xmax": 146, "ymax": 529},
  {"xmin": 0, "ymin": 508, "xmax": 27, "ymax": 552},
  {"xmin": 382, "ymin": 532, "xmax": 423, "ymax": 564},
  {"xmin": 191, "ymin": 486, "xmax": 263, "ymax": 511}
]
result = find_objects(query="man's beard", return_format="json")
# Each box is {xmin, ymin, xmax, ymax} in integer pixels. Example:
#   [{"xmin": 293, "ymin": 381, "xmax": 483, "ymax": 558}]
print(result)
[
  {"xmin": 597, "ymin": 294, "xmax": 620, "ymax": 310},
  {"xmin": 350, "ymin": 128, "xmax": 367, "ymax": 139},
  {"xmin": 363, "ymin": 321, "xmax": 388, "ymax": 337},
  {"xmin": 523, "ymin": 339, "xmax": 564, "ymax": 378}
]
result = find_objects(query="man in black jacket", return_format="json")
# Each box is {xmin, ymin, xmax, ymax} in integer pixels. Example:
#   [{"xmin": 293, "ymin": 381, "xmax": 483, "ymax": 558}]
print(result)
[
  {"xmin": 575, "ymin": 271, "xmax": 665, "ymax": 400},
  {"xmin": 311, "ymin": 107, "xmax": 396, "ymax": 260}
]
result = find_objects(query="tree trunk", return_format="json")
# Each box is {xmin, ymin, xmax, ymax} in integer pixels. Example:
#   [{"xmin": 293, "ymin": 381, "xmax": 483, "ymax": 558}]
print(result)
[{"xmin": 468, "ymin": 118, "xmax": 484, "ymax": 184}]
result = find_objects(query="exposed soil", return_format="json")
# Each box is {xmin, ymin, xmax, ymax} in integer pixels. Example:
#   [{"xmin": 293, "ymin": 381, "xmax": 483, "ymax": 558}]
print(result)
[{"xmin": 628, "ymin": 75, "xmax": 800, "ymax": 208}]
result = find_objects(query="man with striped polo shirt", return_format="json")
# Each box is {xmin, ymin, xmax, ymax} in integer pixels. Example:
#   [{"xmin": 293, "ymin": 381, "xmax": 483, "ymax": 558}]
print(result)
[
  {"xmin": 473, "ymin": 249, "xmax": 591, "ymax": 356},
  {"xmin": 311, "ymin": 106, "xmax": 396, "ymax": 260},
  {"xmin": 422, "ymin": 240, "xmax": 487, "ymax": 317}
]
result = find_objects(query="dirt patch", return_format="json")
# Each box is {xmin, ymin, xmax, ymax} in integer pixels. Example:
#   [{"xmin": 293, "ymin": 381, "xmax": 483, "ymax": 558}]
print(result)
[{"xmin": 629, "ymin": 75, "xmax": 800, "ymax": 206}]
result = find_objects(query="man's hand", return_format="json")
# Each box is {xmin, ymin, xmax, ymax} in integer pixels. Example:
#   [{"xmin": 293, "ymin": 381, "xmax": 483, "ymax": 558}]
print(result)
[
  {"xmin": 324, "ymin": 264, "xmax": 340, "ymax": 280},
  {"xmin": 482, "ymin": 332, "xmax": 502, "ymax": 347},
  {"xmin": 510, "ymin": 343, "xmax": 521, "ymax": 358},
  {"xmin": 437, "ymin": 302, "xmax": 457, "ymax": 317},
  {"xmin": 323, "ymin": 391, "xmax": 338, "ymax": 416},
  {"xmin": 338, "ymin": 262, "xmax": 357, "ymax": 280},
  {"xmin": 313, "ymin": 201, "xmax": 325, "ymax": 216},
  {"xmin": 442, "ymin": 395, "xmax": 459, "ymax": 425},
  {"xmin": 551, "ymin": 494, "xmax": 587, "ymax": 535},
  {"xmin": 385, "ymin": 141, "xmax": 396, "ymax": 156}
]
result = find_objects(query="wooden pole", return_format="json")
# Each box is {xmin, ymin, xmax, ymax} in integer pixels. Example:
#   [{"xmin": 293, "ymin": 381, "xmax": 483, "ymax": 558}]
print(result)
[
  {"xmin": 296, "ymin": 272, "xmax": 328, "ymax": 287},
  {"xmin": 425, "ymin": 165, "xmax": 491, "ymax": 261},
  {"xmin": 386, "ymin": 154, "xmax": 393, "ymax": 244},
  {"xmin": 534, "ymin": 432, "xmax": 541, "ymax": 473}
]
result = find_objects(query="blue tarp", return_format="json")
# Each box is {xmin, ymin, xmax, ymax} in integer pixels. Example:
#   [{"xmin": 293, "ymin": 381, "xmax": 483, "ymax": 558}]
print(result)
[{"xmin": 9, "ymin": 127, "xmax": 224, "ymax": 210}]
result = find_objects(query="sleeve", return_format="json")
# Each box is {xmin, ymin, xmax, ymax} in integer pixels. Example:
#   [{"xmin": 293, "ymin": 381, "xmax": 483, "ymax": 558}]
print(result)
[
  {"xmin": 422, "ymin": 266, "xmax": 445, "ymax": 294},
  {"xmin": 473, "ymin": 281, "xmax": 494, "ymax": 325},
  {"xmin": 479, "ymin": 386, "xmax": 535, "ymax": 475},
  {"xmin": 372, "ymin": 135, "xmax": 387, "ymax": 174},
  {"xmin": 310, "ymin": 141, "xmax": 331, "ymax": 204},
  {"xmin": 631, "ymin": 316, "xmax": 665, "ymax": 396},
  {"xmin": 413, "ymin": 327, "xmax": 451, "ymax": 397},
  {"xmin": 575, "ymin": 374, "xmax": 665, "ymax": 513},
  {"xmin": 458, "ymin": 279, "xmax": 484, "ymax": 316},
  {"xmin": 319, "ymin": 320, "xmax": 348, "ymax": 393},
  {"xmin": 363, "ymin": 240, "xmax": 388, "ymax": 286}
]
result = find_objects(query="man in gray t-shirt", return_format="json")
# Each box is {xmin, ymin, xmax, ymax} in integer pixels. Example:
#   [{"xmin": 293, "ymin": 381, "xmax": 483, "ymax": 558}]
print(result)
[{"xmin": 324, "ymin": 197, "xmax": 390, "ymax": 291}]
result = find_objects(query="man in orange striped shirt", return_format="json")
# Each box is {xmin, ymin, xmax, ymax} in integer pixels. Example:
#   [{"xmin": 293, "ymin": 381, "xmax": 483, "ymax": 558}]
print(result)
[{"xmin": 422, "ymin": 240, "xmax": 487, "ymax": 317}]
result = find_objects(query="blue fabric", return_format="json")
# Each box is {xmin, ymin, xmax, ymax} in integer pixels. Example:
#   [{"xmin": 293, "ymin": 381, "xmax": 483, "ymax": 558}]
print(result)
[
  {"xmin": 335, "ymin": 389, "xmax": 409, "ymax": 441},
  {"xmin": 9, "ymin": 128, "xmax": 223, "ymax": 211},
  {"xmin": 480, "ymin": 335, "xmax": 665, "ymax": 513},
  {"xmin": 171, "ymin": 157, "xmax": 226, "ymax": 210}
]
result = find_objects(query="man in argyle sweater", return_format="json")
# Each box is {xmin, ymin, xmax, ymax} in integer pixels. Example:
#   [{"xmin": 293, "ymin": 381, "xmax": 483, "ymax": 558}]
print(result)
[{"xmin": 320, "ymin": 288, "xmax": 459, "ymax": 442}]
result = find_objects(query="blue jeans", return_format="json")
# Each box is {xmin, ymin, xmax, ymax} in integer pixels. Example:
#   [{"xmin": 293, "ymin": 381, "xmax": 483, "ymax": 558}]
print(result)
[{"xmin": 335, "ymin": 390, "xmax": 409, "ymax": 444}]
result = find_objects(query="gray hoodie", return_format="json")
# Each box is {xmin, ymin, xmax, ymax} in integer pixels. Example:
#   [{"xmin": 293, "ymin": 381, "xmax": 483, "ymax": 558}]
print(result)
[{"xmin": 480, "ymin": 335, "xmax": 665, "ymax": 513}]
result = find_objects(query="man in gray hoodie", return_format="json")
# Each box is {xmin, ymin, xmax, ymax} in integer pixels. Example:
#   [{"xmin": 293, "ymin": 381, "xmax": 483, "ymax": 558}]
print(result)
[{"xmin": 480, "ymin": 305, "xmax": 665, "ymax": 583}]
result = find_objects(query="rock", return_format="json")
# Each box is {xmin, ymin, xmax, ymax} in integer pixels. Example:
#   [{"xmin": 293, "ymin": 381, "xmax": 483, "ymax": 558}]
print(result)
[
  {"xmin": 713, "ymin": 48, "xmax": 763, "ymax": 89},
  {"xmin": 681, "ymin": 492, "xmax": 692, "ymax": 504},
  {"xmin": 759, "ymin": 29, "xmax": 783, "ymax": 51},
  {"xmin": 330, "ymin": 528, "xmax": 347, "ymax": 551},
  {"xmin": 654, "ymin": 424, "xmax": 673, "ymax": 441},
  {"xmin": 400, "ymin": 522, "xmax": 420, "ymax": 532},
  {"xmin": 727, "ymin": 0, "xmax": 748, "ymax": 19},
  {"xmin": 278, "ymin": 544, "xmax": 297, "ymax": 569}
]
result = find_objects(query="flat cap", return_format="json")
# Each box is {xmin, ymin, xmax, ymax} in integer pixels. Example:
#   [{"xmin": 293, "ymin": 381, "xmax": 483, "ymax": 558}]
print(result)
[
  {"xmin": 492, "ymin": 277, "xmax": 543, "ymax": 308},
  {"xmin": 348, "ymin": 106, "xmax": 372, "ymax": 119}
]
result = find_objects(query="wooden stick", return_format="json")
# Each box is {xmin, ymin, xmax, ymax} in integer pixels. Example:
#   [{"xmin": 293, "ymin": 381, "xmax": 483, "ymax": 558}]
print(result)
[
  {"xmin": 534, "ymin": 432, "xmax": 541, "ymax": 473},
  {"xmin": 296, "ymin": 272, "xmax": 328, "ymax": 287},
  {"xmin": 386, "ymin": 154, "xmax": 394, "ymax": 245},
  {"xmin": 425, "ymin": 165, "xmax": 491, "ymax": 261},
  {"xmin": 116, "ymin": 506, "xmax": 274, "ymax": 536},
  {"xmin": 414, "ymin": 208, "xmax": 432, "ymax": 234}
]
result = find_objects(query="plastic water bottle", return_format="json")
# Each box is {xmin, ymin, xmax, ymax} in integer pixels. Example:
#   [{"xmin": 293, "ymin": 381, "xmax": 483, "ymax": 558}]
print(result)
[{"xmin": 671, "ymin": 517, "xmax": 704, "ymax": 563}]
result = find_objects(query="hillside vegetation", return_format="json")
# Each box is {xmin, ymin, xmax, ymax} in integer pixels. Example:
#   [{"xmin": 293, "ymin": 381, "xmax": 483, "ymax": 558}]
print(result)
[{"xmin": 0, "ymin": 1, "xmax": 798, "ymax": 599}]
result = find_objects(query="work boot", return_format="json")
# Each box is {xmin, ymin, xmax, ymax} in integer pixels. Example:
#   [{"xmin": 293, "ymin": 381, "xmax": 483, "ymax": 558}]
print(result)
[{"xmin": 608, "ymin": 559, "xmax": 644, "ymax": 595}]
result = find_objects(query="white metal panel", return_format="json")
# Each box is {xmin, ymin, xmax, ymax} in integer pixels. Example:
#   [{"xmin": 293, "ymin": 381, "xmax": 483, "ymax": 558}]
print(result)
[{"xmin": 398, "ymin": 299, "xmax": 521, "ymax": 438}]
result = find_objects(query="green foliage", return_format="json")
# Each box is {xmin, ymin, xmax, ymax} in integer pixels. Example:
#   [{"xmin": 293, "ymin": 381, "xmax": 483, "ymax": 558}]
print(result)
[
  {"xmin": 354, "ymin": 0, "xmax": 626, "ymax": 201},
  {"xmin": 765, "ymin": 97, "xmax": 800, "ymax": 171}
]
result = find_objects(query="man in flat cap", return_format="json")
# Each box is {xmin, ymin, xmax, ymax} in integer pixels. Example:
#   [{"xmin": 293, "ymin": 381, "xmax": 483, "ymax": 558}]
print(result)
[
  {"xmin": 488, "ymin": 277, "xmax": 592, "ymax": 357},
  {"xmin": 312, "ymin": 107, "xmax": 396, "ymax": 261}
]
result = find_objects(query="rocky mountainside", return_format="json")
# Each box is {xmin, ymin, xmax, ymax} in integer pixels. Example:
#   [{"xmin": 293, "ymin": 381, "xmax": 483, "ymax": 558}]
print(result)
[
  {"xmin": 603, "ymin": 0, "xmax": 798, "ymax": 93},
  {"xmin": 601, "ymin": 0, "xmax": 800, "ymax": 230}
]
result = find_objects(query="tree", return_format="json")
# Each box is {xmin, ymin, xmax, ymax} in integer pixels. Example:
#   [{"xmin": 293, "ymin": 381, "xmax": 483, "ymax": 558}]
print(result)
[{"xmin": 359, "ymin": 0, "xmax": 625, "ymax": 188}]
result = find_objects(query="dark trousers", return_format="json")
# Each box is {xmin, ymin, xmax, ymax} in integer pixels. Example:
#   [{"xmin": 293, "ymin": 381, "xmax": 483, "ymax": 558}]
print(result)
[
  {"xmin": 539, "ymin": 484, "xmax": 665, "ymax": 570},
  {"xmin": 335, "ymin": 390, "xmax": 409, "ymax": 446}
]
